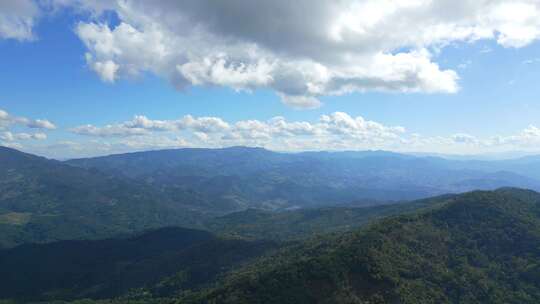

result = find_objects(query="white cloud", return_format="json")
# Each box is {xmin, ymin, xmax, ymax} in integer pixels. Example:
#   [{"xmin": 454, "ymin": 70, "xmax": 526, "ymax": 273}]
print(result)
[
  {"xmin": 1, "ymin": 131, "xmax": 47, "ymax": 142},
  {"xmin": 71, "ymin": 124, "xmax": 149, "ymax": 137},
  {"xmin": 0, "ymin": 108, "xmax": 56, "ymax": 130},
  {"xmin": 71, "ymin": 114, "xmax": 230, "ymax": 137},
  {"xmin": 0, "ymin": 108, "xmax": 56, "ymax": 153},
  {"xmin": 489, "ymin": 2, "xmax": 540, "ymax": 48},
  {"xmin": 89, "ymin": 58, "xmax": 119, "ymax": 83},
  {"xmin": 4, "ymin": 1, "xmax": 540, "ymax": 109},
  {"xmin": 494, "ymin": 125, "xmax": 540, "ymax": 147},
  {"xmin": 30, "ymin": 112, "xmax": 540, "ymax": 156},
  {"xmin": 119, "ymin": 135, "xmax": 189, "ymax": 149},
  {"xmin": 178, "ymin": 115, "xmax": 230, "ymax": 133},
  {"xmin": 278, "ymin": 95, "xmax": 322, "ymax": 110},
  {"xmin": 80, "ymin": 112, "xmax": 540, "ymax": 156},
  {"xmin": 65, "ymin": 0, "xmax": 540, "ymax": 108},
  {"xmin": 320, "ymin": 112, "xmax": 405, "ymax": 141},
  {"xmin": 26, "ymin": 119, "xmax": 57, "ymax": 130},
  {"xmin": 0, "ymin": 0, "xmax": 39, "ymax": 41},
  {"xmin": 69, "ymin": 112, "xmax": 408, "ymax": 152}
]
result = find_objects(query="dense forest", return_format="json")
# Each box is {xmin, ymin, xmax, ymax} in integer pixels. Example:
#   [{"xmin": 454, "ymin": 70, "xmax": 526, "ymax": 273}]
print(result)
[
  {"xmin": 2, "ymin": 147, "xmax": 540, "ymax": 303},
  {"xmin": 180, "ymin": 188, "xmax": 540, "ymax": 304},
  {"xmin": 1, "ymin": 188, "xmax": 539, "ymax": 303}
]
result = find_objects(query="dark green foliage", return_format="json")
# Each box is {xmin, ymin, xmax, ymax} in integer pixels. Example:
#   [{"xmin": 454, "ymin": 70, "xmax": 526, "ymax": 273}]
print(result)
[
  {"xmin": 0, "ymin": 147, "xmax": 206, "ymax": 248},
  {"xmin": 182, "ymin": 188, "xmax": 540, "ymax": 304},
  {"xmin": 0, "ymin": 227, "xmax": 278, "ymax": 302},
  {"xmin": 2, "ymin": 188, "xmax": 540, "ymax": 304}
]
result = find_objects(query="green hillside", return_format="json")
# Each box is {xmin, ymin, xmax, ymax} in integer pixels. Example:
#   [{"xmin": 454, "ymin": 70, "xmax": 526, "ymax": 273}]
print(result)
[
  {"xmin": 0, "ymin": 227, "xmax": 278, "ymax": 302},
  {"xmin": 182, "ymin": 188, "xmax": 540, "ymax": 304},
  {"xmin": 2, "ymin": 188, "xmax": 540, "ymax": 304},
  {"xmin": 0, "ymin": 147, "xmax": 205, "ymax": 248}
]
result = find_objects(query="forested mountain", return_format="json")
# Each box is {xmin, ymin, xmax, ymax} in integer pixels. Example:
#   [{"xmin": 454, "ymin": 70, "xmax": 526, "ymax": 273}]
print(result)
[
  {"xmin": 182, "ymin": 188, "xmax": 540, "ymax": 304},
  {"xmin": 0, "ymin": 227, "xmax": 278, "ymax": 302},
  {"xmin": 4, "ymin": 145, "xmax": 540, "ymax": 249},
  {"xmin": 0, "ymin": 147, "xmax": 205, "ymax": 248},
  {"xmin": 66, "ymin": 147, "xmax": 540, "ymax": 212},
  {"xmin": 3, "ymin": 145, "xmax": 540, "ymax": 303},
  {"xmin": 1, "ymin": 188, "xmax": 539, "ymax": 304}
]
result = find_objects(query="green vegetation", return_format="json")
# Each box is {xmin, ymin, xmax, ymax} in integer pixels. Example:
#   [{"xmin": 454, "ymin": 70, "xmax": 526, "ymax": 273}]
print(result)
[
  {"xmin": 0, "ymin": 147, "xmax": 206, "ymax": 248},
  {"xmin": 0, "ymin": 227, "xmax": 278, "ymax": 302},
  {"xmin": 2, "ymin": 188, "xmax": 540, "ymax": 304},
  {"xmin": 4, "ymin": 146, "xmax": 540, "ymax": 248},
  {"xmin": 180, "ymin": 188, "xmax": 540, "ymax": 304},
  {"xmin": 3, "ymin": 146, "xmax": 540, "ymax": 303}
]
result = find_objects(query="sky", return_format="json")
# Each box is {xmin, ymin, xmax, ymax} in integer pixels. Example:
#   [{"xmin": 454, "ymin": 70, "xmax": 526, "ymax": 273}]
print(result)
[{"xmin": 1, "ymin": 0, "xmax": 540, "ymax": 159}]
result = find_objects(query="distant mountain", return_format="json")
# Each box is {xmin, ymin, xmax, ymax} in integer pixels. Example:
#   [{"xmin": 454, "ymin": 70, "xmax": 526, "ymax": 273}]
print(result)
[
  {"xmin": 67, "ymin": 147, "xmax": 540, "ymax": 212},
  {"xmin": 4, "ymin": 145, "xmax": 540, "ymax": 249},
  {"xmin": 0, "ymin": 146, "xmax": 206, "ymax": 248},
  {"xmin": 183, "ymin": 188, "xmax": 540, "ymax": 304},
  {"xmin": 0, "ymin": 227, "xmax": 278, "ymax": 302}
]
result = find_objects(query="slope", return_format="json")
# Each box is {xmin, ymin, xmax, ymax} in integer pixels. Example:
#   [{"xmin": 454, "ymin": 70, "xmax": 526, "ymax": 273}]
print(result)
[
  {"xmin": 0, "ymin": 227, "xmax": 278, "ymax": 302},
  {"xmin": 184, "ymin": 188, "xmax": 540, "ymax": 304},
  {"xmin": 0, "ymin": 146, "xmax": 204, "ymax": 248}
]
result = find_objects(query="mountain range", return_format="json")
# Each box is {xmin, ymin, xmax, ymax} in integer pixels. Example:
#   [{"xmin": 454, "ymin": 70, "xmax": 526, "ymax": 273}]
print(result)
[
  {"xmin": 66, "ymin": 146, "xmax": 540, "ymax": 210},
  {"xmin": 4, "ymin": 145, "xmax": 540, "ymax": 248},
  {"xmin": 2, "ymin": 146, "xmax": 540, "ymax": 303}
]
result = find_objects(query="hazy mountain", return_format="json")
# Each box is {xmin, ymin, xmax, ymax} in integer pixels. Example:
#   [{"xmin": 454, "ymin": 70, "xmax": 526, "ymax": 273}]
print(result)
[
  {"xmin": 4, "ymin": 145, "xmax": 540, "ymax": 249},
  {"xmin": 67, "ymin": 147, "xmax": 540, "ymax": 211}
]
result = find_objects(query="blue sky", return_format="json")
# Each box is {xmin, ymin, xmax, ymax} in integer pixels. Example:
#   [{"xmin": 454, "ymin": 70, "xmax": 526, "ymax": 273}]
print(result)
[{"xmin": 2, "ymin": 1, "xmax": 540, "ymax": 158}]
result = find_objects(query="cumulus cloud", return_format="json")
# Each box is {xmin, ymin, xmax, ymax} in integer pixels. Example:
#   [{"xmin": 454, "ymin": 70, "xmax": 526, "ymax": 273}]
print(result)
[
  {"xmin": 26, "ymin": 119, "xmax": 57, "ymax": 130},
  {"xmin": 42, "ymin": 112, "xmax": 540, "ymax": 156},
  {"xmin": 9, "ymin": 1, "xmax": 540, "ymax": 108},
  {"xmin": 61, "ymin": 0, "xmax": 540, "ymax": 108},
  {"xmin": 70, "ymin": 112, "xmax": 408, "ymax": 152},
  {"xmin": 0, "ymin": 108, "xmax": 56, "ymax": 130},
  {"xmin": 71, "ymin": 124, "xmax": 149, "ymax": 137},
  {"xmin": 71, "ymin": 114, "xmax": 230, "ymax": 137},
  {"xmin": 0, "ymin": 0, "xmax": 39, "ymax": 41},
  {"xmin": 0, "ymin": 108, "xmax": 56, "ymax": 152},
  {"xmin": 493, "ymin": 125, "xmax": 540, "ymax": 147},
  {"xmin": 1, "ymin": 131, "xmax": 47, "ymax": 142}
]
